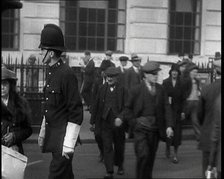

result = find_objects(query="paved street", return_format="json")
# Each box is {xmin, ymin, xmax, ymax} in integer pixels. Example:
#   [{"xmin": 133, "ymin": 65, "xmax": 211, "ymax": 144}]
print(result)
[{"xmin": 24, "ymin": 140, "xmax": 202, "ymax": 179}]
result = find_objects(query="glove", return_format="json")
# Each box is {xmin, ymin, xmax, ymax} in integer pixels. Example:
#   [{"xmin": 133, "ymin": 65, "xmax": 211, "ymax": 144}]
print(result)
[
  {"xmin": 38, "ymin": 116, "xmax": 46, "ymax": 150},
  {"xmin": 166, "ymin": 127, "xmax": 174, "ymax": 138},
  {"xmin": 62, "ymin": 122, "xmax": 81, "ymax": 159},
  {"xmin": 2, "ymin": 132, "xmax": 15, "ymax": 147}
]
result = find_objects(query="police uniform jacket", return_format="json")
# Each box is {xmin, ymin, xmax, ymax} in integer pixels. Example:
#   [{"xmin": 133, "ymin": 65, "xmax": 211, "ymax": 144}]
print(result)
[
  {"xmin": 1, "ymin": 95, "xmax": 32, "ymax": 154},
  {"xmin": 42, "ymin": 59, "xmax": 83, "ymax": 153},
  {"xmin": 124, "ymin": 82, "xmax": 173, "ymax": 141},
  {"xmin": 91, "ymin": 82, "xmax": 126, "ymax": 135},
  {"xmin": 197, "ymin": 79, "xmax": 221, "ymax": 152}
]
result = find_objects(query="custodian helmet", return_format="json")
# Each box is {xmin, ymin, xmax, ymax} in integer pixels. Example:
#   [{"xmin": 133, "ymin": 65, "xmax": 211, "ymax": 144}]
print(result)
[{"xmin": 39, "ymin": 24, "xmax": 65, "ymax": 52}]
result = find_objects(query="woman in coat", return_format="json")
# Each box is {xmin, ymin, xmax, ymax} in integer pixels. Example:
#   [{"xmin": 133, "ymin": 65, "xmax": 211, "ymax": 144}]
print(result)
[
  {"xmin": 1, "ymin": 66, "xmax": 32, "ymax": 154},
  {"xmin": 162, "ymin": 64, "xmax": 185, "ymax": 163}
]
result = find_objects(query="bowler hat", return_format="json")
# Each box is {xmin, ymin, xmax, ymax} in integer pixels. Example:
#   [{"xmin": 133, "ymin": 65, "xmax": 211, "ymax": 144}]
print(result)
[
  {"xmin": 105, "ymin": 50, "xmax": 113, "ymax": 56},
  {"xmin": 130, "ymin": 53, "xmax": 141, "ymax": 61},
  {"xmin": 105, "ymin": 67, "xmax": 120, "ymax": 77},
  {"xmin": 213, "ymin": 60, "xmax": 221, "ymax": 73},
  {"xmin": 84, "ymin": 50, "xmax": 91, "ymax": 56},
  {"xmin": 169, "ymin": 64, "xmax": 181, "ymax": 75},
  {"xmin": 186, "ymin": 63, "xmax": 199, "ymax": 72},
  {"xmin": 2, "ymin": 66, "xmax": 17, "ymax": 80},
  {"xmin": 177, "ymin": 58, "xmax": 190, "ymax": 66},
  {"xmin": 100, "ymin": 60, "xmax": 112, "ymax": 71},
  {"xmin": 142, "ymin": 61, "xmax": 161, "ymax": 74},
  {"xmin": 119, "ymin": 56, "xmax": 129, "ymax": 61},
  {"xmin": 214, "ymin": 52, "xmax": 221, "ymax": 60}
]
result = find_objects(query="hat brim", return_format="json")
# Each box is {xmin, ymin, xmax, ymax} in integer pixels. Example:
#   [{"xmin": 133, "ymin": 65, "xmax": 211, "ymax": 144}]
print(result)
[
  {"xmin": 143, "ymin": 68, "xmax": 161, "ymax": 74},
  {"xmin": 39, "ymin": 44, "xmax": 66, "ymax": 52}
]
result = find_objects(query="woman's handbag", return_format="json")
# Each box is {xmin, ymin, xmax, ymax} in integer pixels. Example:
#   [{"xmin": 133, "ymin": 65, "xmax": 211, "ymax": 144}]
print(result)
[{"xmin": 2, "ymin": 145, "xmax": 28, "ymax": 179}]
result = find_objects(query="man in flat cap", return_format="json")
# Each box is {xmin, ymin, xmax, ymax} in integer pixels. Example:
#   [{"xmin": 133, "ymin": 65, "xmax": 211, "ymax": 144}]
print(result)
[
  {"xmin": 91, "ymin": 66, "xmax": 127, "ymax": 179},
  {"xmin": 117, "ymin": 56, "xmax": 129, "ymax": 89},
  {"xmin": 80, "ymin": 50, "xmax": 95, "ymax": 111},
  {"xmin": 123, "ymin": 61, "xmax": 173, "ymax": 179},
  {"xmin": 181, "ymin": 63, "xmax": 201, "ymax": 142},
  {"xmin": 197, "ymin": 58, "xmax": 221, "ymax": 178}
]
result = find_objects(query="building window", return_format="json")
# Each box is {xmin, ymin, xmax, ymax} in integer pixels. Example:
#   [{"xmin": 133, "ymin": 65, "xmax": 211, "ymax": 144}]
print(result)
[
  {"xmin": 1, "ymin": 9, "xmax": 20, "ymax": 50},
  {"xmin": 168, "ymin": 0, "xmax": 201, "ymax": 55},
  {"xmin": 60, "ymin": 0, "xmax": 126, "ymax": 52}
]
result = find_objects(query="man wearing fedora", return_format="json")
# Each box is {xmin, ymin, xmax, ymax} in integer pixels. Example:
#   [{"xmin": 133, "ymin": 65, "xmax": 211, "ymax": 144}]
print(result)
[
  {"xmin": 123, "ymin": 61, "xmax": 173, "ymax": 179},
  {"xmin": 117, "ymin": 56, "xmax": 129, "ymax": 89},
  {"xmin": 197, "ymin": 59, "xmax": 221, "ymax": 178},
  {"xmin": 91, "ymin": 67, "xmax": 126, "ymax": 179},
  {"xmin": 37, "ymin": 24, "xmax": 83, "ymax": 179},
  {"xmin": 125, "ymin": 53, "xmax": 143, "ymax": 90}
]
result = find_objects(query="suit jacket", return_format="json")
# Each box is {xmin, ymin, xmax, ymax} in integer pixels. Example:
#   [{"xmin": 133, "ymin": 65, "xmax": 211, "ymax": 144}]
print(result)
[
  {"xmin": 123, "ymin": 82, "xmax": 173, "ymax": 141},
  {"xmin": 91, "ymin": 82, "xmax": 126, "ymax": 135},
  {"xmin": 81, "ymin": 59, "xmax": 95, "ymax": 92},
  {"xmin": 125, "ymin": 66, "xmax": 143, "ymax": 90},
  {"xmin": 197, "ymin": 79, "xmax": 221, "ymax": 151}
]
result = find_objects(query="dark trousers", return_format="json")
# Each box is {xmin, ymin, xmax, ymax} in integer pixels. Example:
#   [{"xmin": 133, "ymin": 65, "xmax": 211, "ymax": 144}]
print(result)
[
  {"xmin": 49, "ymin": 152, "xmax": 74, "ymax": 179},
  {"xmin": 134, "ymin": 130, "xmax": 159, "ymax": 179},
  {"xmin": 202, "ymin": 151, "xmax": 210, "ymax": 178},
  {"xmin": 185, "ymin": 100, "xmax": 201, "ymax": 141},
  {"xmin": 81, "ymin": 82, "xmax": 93, "ymax": 107},
  {"xmin": 101, "ymin": 124, "xmax": 125, "ymax": 173},
  {"xmin": 95, "ymin": 131, "xmax": 104, "ymax": 156}
]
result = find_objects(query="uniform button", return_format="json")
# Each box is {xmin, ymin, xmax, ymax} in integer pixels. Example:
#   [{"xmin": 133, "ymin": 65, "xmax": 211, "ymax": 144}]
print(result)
[
  {"xmin": 46, "ymin": 98, "xmax": 49, "ymax": 101},
  {"xmin": 52, "ymin": 90, "xmax": 55, "ymax": 93},
  {"xmin": 13, "ymin": 123, "xmax": 16, "ymax": 126},
  {"xmin": 49, "ymin": 72, "xmax": 51, "ymax": 75},
  {"xmin": 45, "ymin": 110, "xmax": 48, "ymax": 113},
  {"xmin": 47, "ymin": 85, "xmax": 49, "ymax": 87},
  {"xmin": 58, "ymin": 62, "xmax": 60, "ymax": 65}
]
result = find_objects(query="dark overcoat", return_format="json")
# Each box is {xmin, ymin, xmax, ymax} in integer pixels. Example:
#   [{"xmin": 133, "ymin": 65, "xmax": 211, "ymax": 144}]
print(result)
[
  {"xmin": 162, "ymin": 77, "xmax": 184, "ymax": 146},
  {"xmin": 124, "ymin": 82, "xmax": 173, "ymax": 141},
  {"xmin": 125, "ymin": 66, "xmax": 143, "ymax": 90},
  {"xmin": 1, "ymin": 94, "xmax": 32, "ymax": 154},
  {"xmin": 91, "ymin": 82, "xmax": 126, "ymax": 135},
  {"xmin": 197, "ymin": 79, "xmax": 221, "ymax": 152}
]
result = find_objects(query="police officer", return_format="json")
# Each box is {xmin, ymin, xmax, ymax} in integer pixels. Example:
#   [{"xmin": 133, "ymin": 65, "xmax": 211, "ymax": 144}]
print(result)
[
  {"xmin": 37, "ymin": 24, "xmax": 83, "ymax": 179},
  {"xmin": 91, "ymin": 67, "xmax": 126, "ymax": 179},
  {"xmin": 123, "ymin": 61, "xmax": 173, "ymax": 179}
]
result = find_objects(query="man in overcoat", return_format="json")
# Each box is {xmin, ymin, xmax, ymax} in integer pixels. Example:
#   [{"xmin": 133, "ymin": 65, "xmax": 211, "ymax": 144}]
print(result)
[
  {"xmin": 91, "ymin": 67, "xmax": 127, "ymax": 179},
  {"xmin": 80, "ymin": 50, "xmax": 95, "ymax": 111},
  {"xmin": 123, "ymin": 61, "xmax": 173, "ymax": 179},
  {"xmin": 37, "ymin": 24, "xmax": 83, "ymax": 179},
  {"xmin": 197, "ymin": 59, "xmax": 221, "ymax": 178}
]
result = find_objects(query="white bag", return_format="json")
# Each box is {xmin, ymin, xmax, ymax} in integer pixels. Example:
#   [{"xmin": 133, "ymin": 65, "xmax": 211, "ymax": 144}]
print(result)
[{"xmin": 1, "ymin": 145, "xmax": 28, "ymax": 179}]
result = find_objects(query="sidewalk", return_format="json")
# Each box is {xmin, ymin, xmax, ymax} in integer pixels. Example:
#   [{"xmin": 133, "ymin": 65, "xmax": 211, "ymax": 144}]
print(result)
[{"xmin": 26, "ymin": 110, "xmax": 196, "ymax": 144}]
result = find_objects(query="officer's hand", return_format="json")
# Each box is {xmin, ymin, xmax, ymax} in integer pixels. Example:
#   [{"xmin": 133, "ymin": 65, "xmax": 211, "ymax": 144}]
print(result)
[
  {"xmin": 181, "ymin": 113, "xmax": 185, "ymax": 120},
  {"xmin": 114, "ymin": 118, "xmax": 123, "ymax": 127},
  {"xmin": 166, "ymin": 127, "xmax": 173, "ymax": 138},
  {"xmin": 38, "ymin": 136, "xmax": 44, "ymax": 149},
  {"xmin": 2, "ymin": 132, "xmax": 15, "ymax": 147},
  {"xmin": 62, "ymin": 146, "xmax": 74, "ymax": 159}
]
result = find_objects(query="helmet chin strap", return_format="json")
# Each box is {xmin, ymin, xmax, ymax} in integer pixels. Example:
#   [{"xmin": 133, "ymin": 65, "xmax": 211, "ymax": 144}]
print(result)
[{"xmin": 42, "ymin": 50, "xmax": 49, "ymax": 64}]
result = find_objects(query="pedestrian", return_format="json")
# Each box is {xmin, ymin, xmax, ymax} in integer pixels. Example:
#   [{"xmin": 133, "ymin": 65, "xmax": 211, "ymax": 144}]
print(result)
[
  {"xmin": 2, "ymin": 66, "xmax": 32, "ymax": 154},
  {"xmin": 26, "ymin": 54, "xmax": 39, "ymax": 92},
  {"xmin": 37, "ymin": 24, "xmax": 83, "ymax": 179},
  {"xmin": 91, "ymin": 67, "xmax": 126, "ymax": 179},
  {"xmin": 90, "ymin": 61, "xmax": 112, "ymax": 163},
  {"xmin": 80, "ymin": 50, "xmax": 95, "ymax": 111},
  {"xmin": 123, "ymin": 61, "xmax": 173, "ymax": 179},
  {"xmin": 197, "ymin": 59, "xmax": 221, "ymax": 178},
  {"xmin": 162, "ymin": 64, "xmax": 185, "ymax": 163},
  {"xmin": 100, "ymin": 50, "xmax": 116, "ymax": 68},
  {"xmin": 181, "ymin": 63, "xmax": 201, "ymax": 141},
  {"xmin": 125, "ymin": 53, "xmax": 143, "ymax": 89},
  {"xmin": 207, "ymin": 93, "xmax": 221, "ymax": 179},
  {"xmin": 117, "ymin": 56, "xmax": 129, "ymax": 88},
  {"xmin": 177, "ymin": 58, "xmax": 191, "ymax": 80}
]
